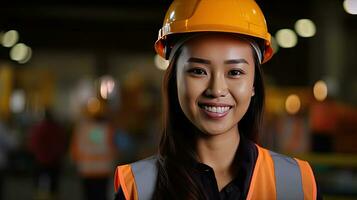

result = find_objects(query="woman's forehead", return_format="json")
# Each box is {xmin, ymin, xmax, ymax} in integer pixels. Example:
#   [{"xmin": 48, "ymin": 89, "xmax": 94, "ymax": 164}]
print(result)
[{"xmin": 179, "ymin": 34, "xmax": 255, "ymax": 63}]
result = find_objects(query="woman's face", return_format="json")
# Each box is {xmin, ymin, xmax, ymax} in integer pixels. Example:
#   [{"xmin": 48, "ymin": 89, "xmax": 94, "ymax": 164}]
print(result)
[{"xmin": 176, "ymin": 34, "xmax": 256, "ymax": 136}]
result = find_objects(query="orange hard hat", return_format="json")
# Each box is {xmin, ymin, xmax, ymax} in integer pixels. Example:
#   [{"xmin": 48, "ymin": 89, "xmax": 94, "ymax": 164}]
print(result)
[{"xmin": 154, "ymin": 0, "xmax": 273, "ymax": 63}]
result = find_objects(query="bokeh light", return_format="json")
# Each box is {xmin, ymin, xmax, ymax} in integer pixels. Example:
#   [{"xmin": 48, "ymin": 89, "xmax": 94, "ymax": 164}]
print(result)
[
  {"xmin": 285, "ymin": 94, "xmax": 301, "ymax": 114},
  {"xmin": 275, "ymin": 29, "xmax": 298, "ymax": 48},
  {"xmin": 100, "ymin": 76, "xmax": 115, "ymax": 100},
  {"xmin": 295, "ymin": 19, "xmax": 316, "ymax": 38},
  {"xmin": 343, "ymin": 0, "xmax": 357, "ymax": 14},
  {"xmin": 10, "ymin": 43, "xmax": 30, "ymax": 62},
  {"xmin": 1, "ymin": 30, "xmax": 19, "ymax": 47},
  {"xmin": 18, "ymin": 46, "xmax": 32, "ymax": 64},
  {"xmin": 313, "ymin": 80, "xmax": 328, "ymax": 101},
  {"xmin": 10, "ymin": 90, "xmax": 26, "ymax": 113},
  {"xmin": 87, "ymin": 97, "xmax": 101, "ymax": 114}
]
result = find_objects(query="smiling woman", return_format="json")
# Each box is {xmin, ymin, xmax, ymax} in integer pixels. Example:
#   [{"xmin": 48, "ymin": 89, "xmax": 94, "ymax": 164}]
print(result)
[
  {"xmin": 176, "ymin": 34, "xmax": 256, "ymax": 138},
  {"xmin": 113, "ymin": 0, "xmax": 320, "ymax": 200}
]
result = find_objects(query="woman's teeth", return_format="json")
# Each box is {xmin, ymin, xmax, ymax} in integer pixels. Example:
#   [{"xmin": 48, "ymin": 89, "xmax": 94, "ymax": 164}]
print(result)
[{"xmin": 203, "ymin": 106, "xmax": 230, "ymax": 113}]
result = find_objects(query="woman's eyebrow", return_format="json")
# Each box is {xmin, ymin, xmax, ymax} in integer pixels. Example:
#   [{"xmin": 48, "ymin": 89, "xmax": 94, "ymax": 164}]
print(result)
[
  {"xmin": 187, "ymin": 57, "xmax": 211, "ymax": 64},
  {"xmin": 224, "ymin": 59, "xmax": 249, "ymax": 65}
]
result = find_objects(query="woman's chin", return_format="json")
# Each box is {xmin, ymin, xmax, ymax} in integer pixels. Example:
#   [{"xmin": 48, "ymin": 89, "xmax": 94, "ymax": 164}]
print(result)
[{"xmin": 198, "ymin": 124, "xmax": 235, "ymax": 137}]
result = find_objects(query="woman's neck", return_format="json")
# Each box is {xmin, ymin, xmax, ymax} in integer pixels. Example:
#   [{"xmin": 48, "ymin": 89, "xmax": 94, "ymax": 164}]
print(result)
[{"xmin": 195, "ymin": 126, "xmax": 240, "ymax": 190}]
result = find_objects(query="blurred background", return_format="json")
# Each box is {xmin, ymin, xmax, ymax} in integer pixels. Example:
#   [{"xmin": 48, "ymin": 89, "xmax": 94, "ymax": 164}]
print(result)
[{"xmin": 0, "ymin": 0, "xmax": 356, "ymax": 199}]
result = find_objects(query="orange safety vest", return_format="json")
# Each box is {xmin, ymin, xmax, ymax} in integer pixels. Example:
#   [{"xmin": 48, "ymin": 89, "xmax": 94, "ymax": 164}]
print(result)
[
  {"xmin": 114, "ymin": 144, "xmax": 317, "ymax": 200},
  {"xmin": 71, "ymin": 121, "xmax": 115, "ymax": 178}
]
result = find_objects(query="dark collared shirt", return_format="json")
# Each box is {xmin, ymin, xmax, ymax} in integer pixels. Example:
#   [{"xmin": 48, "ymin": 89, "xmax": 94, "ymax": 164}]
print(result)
[{"xmin": 191, "ymin": 137, "xmax": 257, "ymax": 200}]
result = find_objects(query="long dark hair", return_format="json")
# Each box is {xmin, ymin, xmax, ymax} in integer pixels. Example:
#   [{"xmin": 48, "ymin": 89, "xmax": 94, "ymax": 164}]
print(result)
[{"xmin": 153, "ymin": 41, "xmax": 265, "ymax": 199}]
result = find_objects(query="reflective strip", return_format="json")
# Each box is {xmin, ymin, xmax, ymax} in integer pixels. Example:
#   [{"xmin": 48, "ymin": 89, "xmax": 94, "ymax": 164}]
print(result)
[
  {"xmin": 295, "ymin": 159, "xmax": 317, "ymax": 200},
  {"xmin": 131, "ymin": 156, "xmax": 158, "ymax": 200},
  {"xmin": 117, "ymin": 165, "xmax": 139, "ymax": 200},
  {"xmin": 269, "ymin": 151, "xmax": 304, "ymax": 200}
]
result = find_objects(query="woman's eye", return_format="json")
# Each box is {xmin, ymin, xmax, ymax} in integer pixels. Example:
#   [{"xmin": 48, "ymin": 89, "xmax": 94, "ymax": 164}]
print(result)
[
  {"xmin": 228, "ymin": 69, "xmax": 243, "ymax": 76},
  {"xmin": 188, "ymin": 68, "xmax": 207, "ymax": 76}
]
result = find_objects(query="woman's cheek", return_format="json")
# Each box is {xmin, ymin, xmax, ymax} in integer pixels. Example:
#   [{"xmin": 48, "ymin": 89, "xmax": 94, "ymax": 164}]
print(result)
[
  {"xmin": 230, "ymin": 80, "xmax": 249, "ymax": 97},
  {"xmin": 185, "ymin": 79, "xmax": 201, "ymax": 102}
]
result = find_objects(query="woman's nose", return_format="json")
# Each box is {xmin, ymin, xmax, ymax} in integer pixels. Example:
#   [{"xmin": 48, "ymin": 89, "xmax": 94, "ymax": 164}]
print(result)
[{"xmin": 204, "ymin": 74, "xmax": 228, "ymax": 98}]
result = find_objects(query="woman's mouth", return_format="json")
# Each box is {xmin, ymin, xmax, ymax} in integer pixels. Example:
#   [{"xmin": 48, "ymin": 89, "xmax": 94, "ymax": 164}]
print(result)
[{"xmin": 198, "ymin": 103, "xmax": 232, "ymax": 119}]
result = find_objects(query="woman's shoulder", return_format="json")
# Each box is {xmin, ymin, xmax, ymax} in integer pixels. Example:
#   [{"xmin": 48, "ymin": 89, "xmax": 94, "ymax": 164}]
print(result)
[
  {"xmin": 114, "ymin": 155, "xmax": 158, "ymax": 185},
  {"xmin": 114, "ymin": 155, "xmax": 159, "ymax": 199},
  {"xmin": 253, "ymin": 144, "xmax": 319, "ymax": 199},
  {"xmin": 255, "ymin": 144, "xmax": 314, "ymax": 171}
]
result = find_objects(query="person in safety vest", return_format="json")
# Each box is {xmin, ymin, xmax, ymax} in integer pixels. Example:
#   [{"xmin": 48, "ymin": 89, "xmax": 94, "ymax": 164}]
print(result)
[
  {"xmin": 114, "ymin": 0, "xmax": 321, "ymax": 199},
  {"xmin": 71, "ymin": 112, "xmax": 116, "ymax": 200}
]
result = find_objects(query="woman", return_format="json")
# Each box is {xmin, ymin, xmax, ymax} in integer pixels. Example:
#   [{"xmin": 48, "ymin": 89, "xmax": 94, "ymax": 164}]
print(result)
[{"xmin": 114, "ymin": 0, "xmax": 320, "ymax": 199}]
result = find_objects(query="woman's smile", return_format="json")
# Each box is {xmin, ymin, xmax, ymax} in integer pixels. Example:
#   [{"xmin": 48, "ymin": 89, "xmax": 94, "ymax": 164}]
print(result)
[{"xmin": 198, "ymin": 102, "xmax": 233, "ymax": 119}]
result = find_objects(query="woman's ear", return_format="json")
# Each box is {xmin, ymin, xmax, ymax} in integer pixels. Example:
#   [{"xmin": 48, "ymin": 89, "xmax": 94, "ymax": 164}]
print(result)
[{"xmin": 252, "ymin": 86, "xmax": 255, "ymax": 97}]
